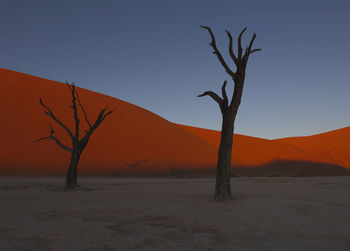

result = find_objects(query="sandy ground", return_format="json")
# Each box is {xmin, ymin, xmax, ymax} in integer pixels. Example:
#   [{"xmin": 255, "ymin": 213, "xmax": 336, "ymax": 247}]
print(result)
[{"xmin": 1, "ymin": 177, "xmax": 350, "ymax": 251}]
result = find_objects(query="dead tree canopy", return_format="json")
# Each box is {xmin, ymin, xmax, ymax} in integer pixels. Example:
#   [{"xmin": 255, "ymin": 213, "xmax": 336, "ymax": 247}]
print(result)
[
  {"xmin": 198, "ymin": 26, "xmax": 260, "ymax": 201},
  {"xmin": 198, "ymin": 26, "xmax": 260, "ymax": 113},
  {"xmin": 37, "ymin": 83, "xmax": 113, "ymax": 190}
]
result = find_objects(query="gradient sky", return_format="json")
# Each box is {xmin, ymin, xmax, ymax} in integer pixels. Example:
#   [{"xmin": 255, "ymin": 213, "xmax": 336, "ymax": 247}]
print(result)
[{"xmin": 1, "ymin": 0, "xmax": 350, "ymax": 139}]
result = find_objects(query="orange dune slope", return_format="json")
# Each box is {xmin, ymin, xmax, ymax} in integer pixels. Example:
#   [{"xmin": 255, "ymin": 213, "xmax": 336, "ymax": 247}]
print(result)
[
  {"xmin": 179, "ymin": 125, "xmax": 346, "ymax": 167},
  {"xmin": 0, "ymin": 69, "xmax": 349, "ymax": 176},
  {"xmin": 0, "ymin": 69, "xmax": 217, "ymax": 175},
  {"xmin": 276, "ymin": 127, "xmax": 350, "ymax": 169}
]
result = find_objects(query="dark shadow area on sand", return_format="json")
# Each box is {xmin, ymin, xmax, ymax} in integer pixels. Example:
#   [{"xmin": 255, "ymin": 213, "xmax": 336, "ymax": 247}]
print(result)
[{"xmin": 231, "ymin": 160, "xmax": 350, "ymax": 177}]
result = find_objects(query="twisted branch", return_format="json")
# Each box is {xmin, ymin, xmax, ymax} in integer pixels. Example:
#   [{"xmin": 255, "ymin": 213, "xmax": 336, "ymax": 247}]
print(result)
[
  {"xmin": 36, "ymin": 124, "xmax": 72, "ymax": 153},
  {"xmin": 198, "ymin": 80, "xmax": 229, "ymax": 113},
  {"xmin": 39, "ymin": 98, "xmax": 74, "ymax": 140},
  {"xmin": 66, "ymin": 82, "xmax": 80, "ymax": 140},
  {"xmin": 200, "ymin": 26, "xmax": 235, "ymax": 78},
  {"xmin": 225, "ymin": 30, "xmax": 238, "ymax": 64},
  {"xmin": 75, "ymin": 89, "xmax": 92, "ymax": 129},
  {"xmin": 79, "ymin": 107, "xmax": 113, "ymax": 147},
  {"xmin": 237, "ymin": 27, "xmax": 247, "ymax": 60}
]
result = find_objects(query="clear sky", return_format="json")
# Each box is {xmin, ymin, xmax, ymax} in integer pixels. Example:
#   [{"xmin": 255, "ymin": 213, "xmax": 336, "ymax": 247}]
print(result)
[{"xmin": 1, "ymin": 0, "xmax": 350, "ymax": 139}]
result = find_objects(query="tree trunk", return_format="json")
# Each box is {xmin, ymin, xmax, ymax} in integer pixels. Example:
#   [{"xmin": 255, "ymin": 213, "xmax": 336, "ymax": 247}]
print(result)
[
  {"xmin": 215, "ymin": 113, "xmax": 235, "ymax": 201},
  {"xmin": 65, "ymin": 150, "xmax": 81, "ymax": 190}
]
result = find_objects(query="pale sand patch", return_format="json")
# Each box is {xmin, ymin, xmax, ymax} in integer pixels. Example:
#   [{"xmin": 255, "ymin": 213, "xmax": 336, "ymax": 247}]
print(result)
[{"xmin": 1, "ymin": 176, "xmax": 350, "ymax": 250}]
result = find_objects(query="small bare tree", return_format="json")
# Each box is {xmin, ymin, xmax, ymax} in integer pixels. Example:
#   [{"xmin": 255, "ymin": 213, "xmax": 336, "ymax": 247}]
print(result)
[
  {"xmin": 37, "ymin": 83, "xmax": 113, "ymax": 190},
  {"xmin": 126, "ymin": 159, "xmax": 148, "ymax": 169},
  {"xmin": 198, "ymin": 26, "xmax": 260, "ymax": 201}
]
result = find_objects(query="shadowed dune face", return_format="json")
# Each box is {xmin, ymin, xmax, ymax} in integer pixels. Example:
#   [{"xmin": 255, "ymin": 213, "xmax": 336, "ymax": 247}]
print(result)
[
  {"xmin": 0, "ymin": 69, "xmax": 349, "ymax": 176},
  {"xmin": 276, "ymin": 127, "xmax": 350, "ymax": 170}
]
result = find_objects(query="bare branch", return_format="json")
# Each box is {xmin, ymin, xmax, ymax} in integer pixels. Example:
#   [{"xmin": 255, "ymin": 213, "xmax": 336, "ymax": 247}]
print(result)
[
  {"xmin": 79, "ymin": 108, "xmax": 113, "ymax": 147},
  {"xmin": 36, "ymin": 136, "xmax": 51, "ymax": 142},
  {"xmin": 197, "ymin": 90, "xmax": 224, "ymax": 111},
  {"xmin": 92, "ymin": 108, "xmax": 113, "ymax": 129},
  {"xmin": 66, "ymin": 82, "xmax": 71, "ymax": 90},
  {"xmin": 75, "ymin": 90, "xmax": 92, "ymax": 128},
  {"xmin": 36, "ymin": 124, "xmax": 72, "ymax": 153},
  {"xmin": 237, "ymin": 27, "xmax": 247, "ymax": 60},
  {"xmin": 50, "ymin": 136, "xmax": 72, "ymax": 153},
  {"xmin": 101, "ymin": 109, "xmax": 114, "ymax": 122},
  {"xmin": 247, "ymin": 33, "xmax": 257, "ymax": 53},
  {"xmin": 243, "ymin": 34, "xmax": 261, "ymax": 60},
  {"xmin": 221, "ymin": 80, "xmax": 228, "ymax": 108},
  {"xmin": 249, "ymin": 48, "xmax": 261, "ymax": 54},
  {"xmin": 225, "ymin": 30, "xmax": 238, "ymax": 64},
  {"xmin": 39, "ymin": 98, "xmax": 74, "ymax": 140},
  {"xmin": 200, "ymin": 25, "xmax": 235, "ymax": 78},
  {"xmin": 199, "ymin": 25, "xmax": 216, "ymax": 46},
  {"xmin": 66, "ymin": 82, "xmax": 80, "ymax": 141}
]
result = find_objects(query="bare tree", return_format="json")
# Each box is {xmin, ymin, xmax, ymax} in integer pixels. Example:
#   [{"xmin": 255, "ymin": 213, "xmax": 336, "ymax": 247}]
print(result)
[
  {"xmin": 198, "ymin": 26, "xmax": 260, "ymax": 201},
  {"xmin": 37, "ymin": 83, "xmax": 113, "ymax": 190},
  {"xmin": 126, "ymin": 159, "xmax": 148, "ymax": 169}
]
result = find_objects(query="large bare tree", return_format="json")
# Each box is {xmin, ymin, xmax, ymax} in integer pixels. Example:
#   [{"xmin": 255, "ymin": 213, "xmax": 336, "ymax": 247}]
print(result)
[
  {"xmin": 198, "ymin": 26, "xmax": 260, "ymax": 201},
  {"xmin": 37, "ymin": 83, "xmax": 113, "ymax": 190}
]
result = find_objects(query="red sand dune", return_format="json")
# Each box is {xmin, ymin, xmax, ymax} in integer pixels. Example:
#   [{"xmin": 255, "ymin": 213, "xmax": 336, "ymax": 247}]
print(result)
[
  {"xmin": 276, "ymin": 127, "xmax": 350, "ymax": 169},
  {"xmin": 179, "ymin": 125, "xmax": 350, "ymax": 168},
  {"xmin": 0, "ymin": 69, "xmax": 349, "ymax": 176}
]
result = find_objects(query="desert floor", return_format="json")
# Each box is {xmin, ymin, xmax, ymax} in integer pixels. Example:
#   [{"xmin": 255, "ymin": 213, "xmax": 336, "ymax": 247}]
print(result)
[{"xmin": 1, "ymin": 176, "xmax": 350, "ymax": 251}]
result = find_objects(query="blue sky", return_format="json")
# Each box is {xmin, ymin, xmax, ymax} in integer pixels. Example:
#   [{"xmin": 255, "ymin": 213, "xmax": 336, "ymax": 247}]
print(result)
[{"xmin": 1, "ymin": 0, "xmax": 350, "ymax": 139}]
